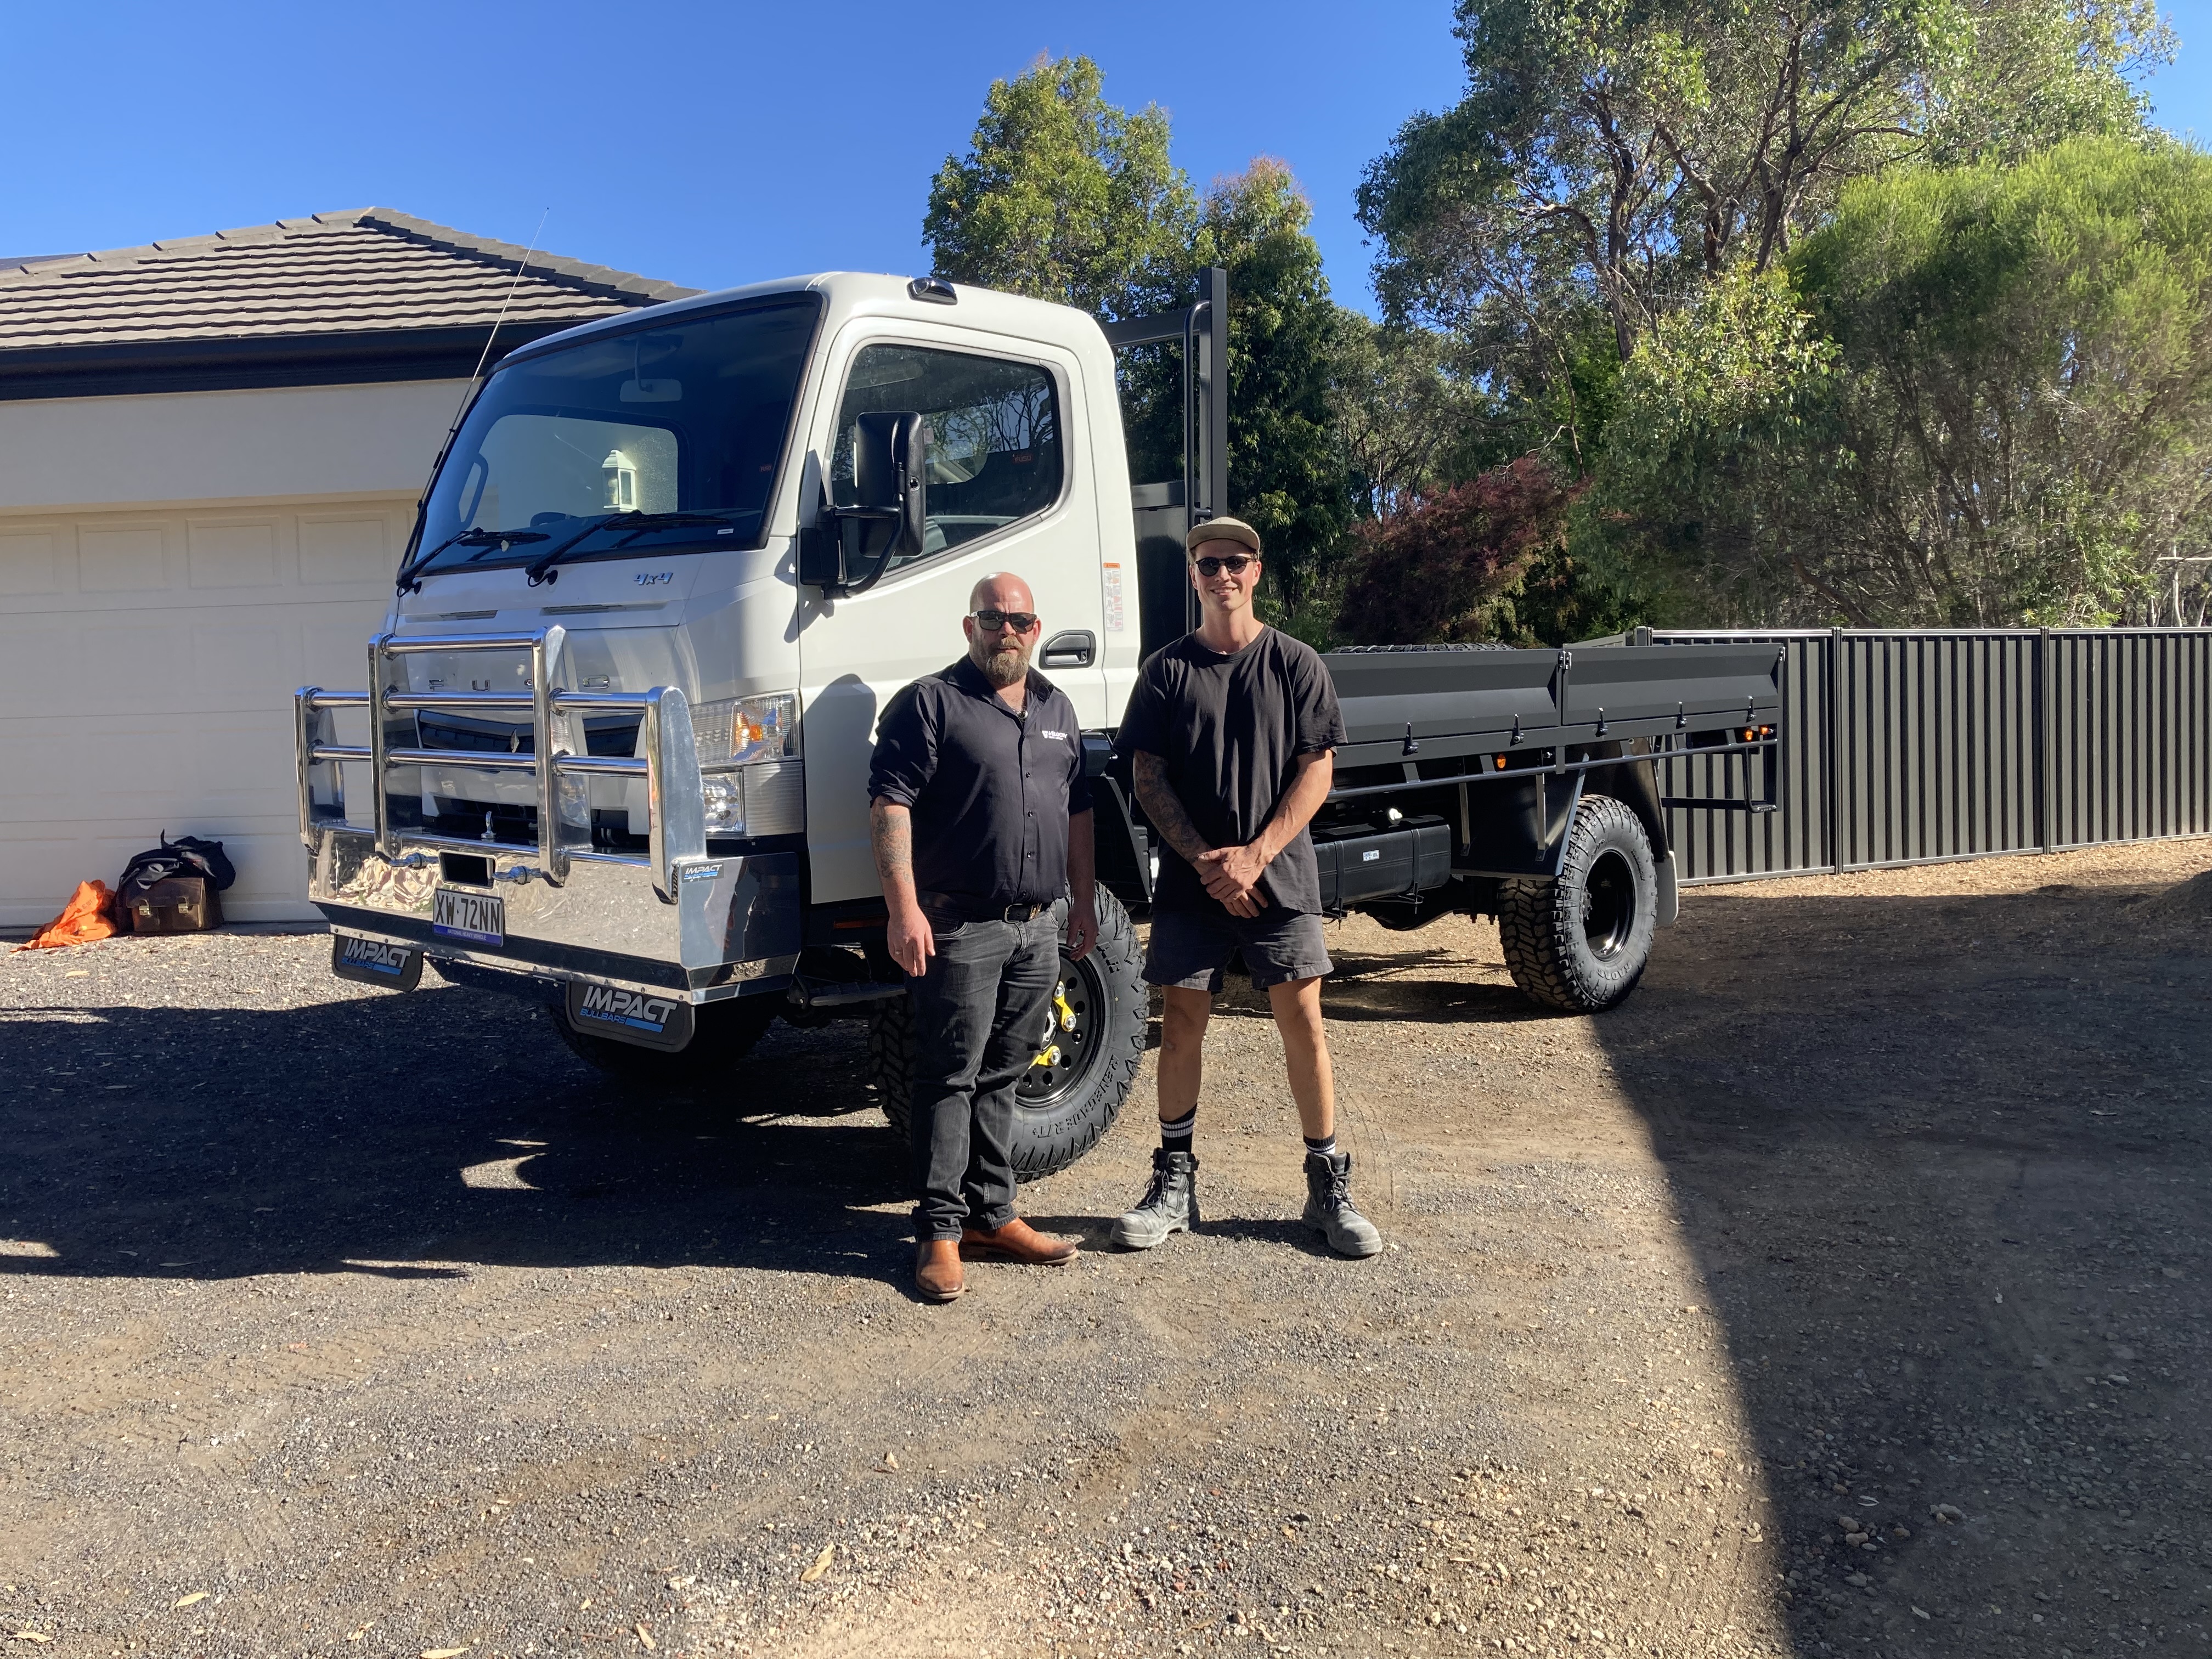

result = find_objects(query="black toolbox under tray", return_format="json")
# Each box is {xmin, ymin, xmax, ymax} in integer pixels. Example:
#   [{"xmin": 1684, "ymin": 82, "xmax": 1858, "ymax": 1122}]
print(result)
[{"xmin": 1313, "ymin": 816, "xmax": 1451, "ymax": 911}]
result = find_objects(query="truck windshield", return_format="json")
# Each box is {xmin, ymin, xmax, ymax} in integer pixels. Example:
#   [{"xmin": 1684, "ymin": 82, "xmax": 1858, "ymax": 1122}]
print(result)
[{"xmin": 408, "ymin": 296, "xmax": 822, "ymax": 580}]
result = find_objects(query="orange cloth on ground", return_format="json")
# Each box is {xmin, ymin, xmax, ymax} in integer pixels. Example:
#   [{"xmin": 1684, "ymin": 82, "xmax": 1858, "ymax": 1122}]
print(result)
[{"xmin": 15, "ymin": 880, "xmax": 120, "ymax": 951}]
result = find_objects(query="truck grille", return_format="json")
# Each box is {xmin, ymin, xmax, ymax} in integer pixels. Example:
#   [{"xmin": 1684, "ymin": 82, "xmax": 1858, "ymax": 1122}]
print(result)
[{"xmin": 415, "ymin": 712, "xmax": 642, "ymax": 757}]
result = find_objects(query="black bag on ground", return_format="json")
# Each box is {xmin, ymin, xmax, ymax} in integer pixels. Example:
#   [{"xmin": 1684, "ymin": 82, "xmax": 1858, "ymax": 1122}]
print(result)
[
  {"xmin": 118, "ymin": 832, "xmax": 235, "ymax": 896},
  {"xmin": 116, "ymin": 832, "xmax": 236, "ymax": 933}
]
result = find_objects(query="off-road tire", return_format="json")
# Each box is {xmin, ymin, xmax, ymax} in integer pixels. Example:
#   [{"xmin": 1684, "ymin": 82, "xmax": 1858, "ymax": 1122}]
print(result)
[
  {"xmin": 552, "ymin": 991, "xmax": 778, "ymax": 1087},
  {"xmin": 1499, "ymin": 793, "xmax": 1657, "ymax": 1014},
  {"xmin": 867, "ymin": 889, "xmax": 1146, "ymax": 1181}
]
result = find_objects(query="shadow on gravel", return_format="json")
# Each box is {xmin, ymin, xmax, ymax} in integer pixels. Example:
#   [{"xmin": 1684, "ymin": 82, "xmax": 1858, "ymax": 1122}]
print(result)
[
  {"xmin": 1190, "ymin": 1215, "xmax": 1341, "ymax": 1258},
  {"xmin": 0, "ymin": 993, "xmax": 923, "ymax": 1290},
  {"xmin": 1584, "ymin": 884, "xmax": 2212, "ymax": 1656},
  {"xmin": 1206, "ymin": 951, "xmax": 1542, "ymax": 1025}
]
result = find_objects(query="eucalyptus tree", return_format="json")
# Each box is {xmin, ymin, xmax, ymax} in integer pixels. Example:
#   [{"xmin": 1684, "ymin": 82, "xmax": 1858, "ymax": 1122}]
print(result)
[
  {"xmin": 1357, "ymin": 0, "xmax": 2169, "ymax": 375},
  {"xmin": 1598, "ymin": 137, "xmax": 2212, "ymax": 625},
  {"xmin": 924, "ymin": 55, "xmax": 1196, "ymax": 320}
]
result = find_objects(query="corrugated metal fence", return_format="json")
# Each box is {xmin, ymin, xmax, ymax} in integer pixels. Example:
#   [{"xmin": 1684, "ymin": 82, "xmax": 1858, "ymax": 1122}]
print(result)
[{"xmin": 1650, "ymin": 629, "xmax": 2212, "ymax": 883}]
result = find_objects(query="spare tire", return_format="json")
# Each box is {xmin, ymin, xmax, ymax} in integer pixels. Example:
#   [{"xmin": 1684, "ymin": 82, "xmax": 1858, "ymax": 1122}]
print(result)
[
  {"xmin": 868, "ymin": 889, "xmax": 1147, "ymax": 1181},
  {"xmin": 1499, "ymin": 793, "xmax": 1657, "ymax": 1014}
]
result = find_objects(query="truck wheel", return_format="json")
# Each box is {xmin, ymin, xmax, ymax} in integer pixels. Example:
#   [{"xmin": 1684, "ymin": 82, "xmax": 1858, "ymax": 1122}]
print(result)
[
  {"xmin": 867, "ymin": 889, "xmax": 1147, "ymax": 1181},
  {"xmin": 1499, "ymin": 794, "xmax": 1657, "ymax": 1014},
  {"xmin": 554, "ymin": 992, "xmax": 777, "ymax": 1086}
]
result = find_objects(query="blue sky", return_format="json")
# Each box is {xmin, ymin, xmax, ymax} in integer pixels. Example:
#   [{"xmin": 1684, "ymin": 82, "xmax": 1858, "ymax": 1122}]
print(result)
[
  {"xmin": 2151, "ymin": 0, "xmax": 2212, "ymax": 144},
  {"xmin": 7, "ymin": 0, "xmax": 2210, "ymax": 315}
]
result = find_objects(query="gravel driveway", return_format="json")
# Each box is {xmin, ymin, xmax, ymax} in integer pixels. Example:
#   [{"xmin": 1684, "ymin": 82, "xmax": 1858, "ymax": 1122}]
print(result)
[{"xmin": 2, "ymin": 842, "xmax": 2208, "ymax": 1659}]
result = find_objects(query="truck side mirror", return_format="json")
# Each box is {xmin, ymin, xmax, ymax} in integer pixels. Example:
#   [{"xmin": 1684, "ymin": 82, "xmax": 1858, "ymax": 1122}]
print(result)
[{"xmin": 801, "ymin": 413, "xmax": 930, "ymax": 597}]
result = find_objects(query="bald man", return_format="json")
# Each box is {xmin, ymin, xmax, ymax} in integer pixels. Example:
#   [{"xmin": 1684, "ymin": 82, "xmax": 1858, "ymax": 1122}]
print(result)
[{"xmin": 868, "ymin": 574, "xmax": 1097, "ymax": 1302}]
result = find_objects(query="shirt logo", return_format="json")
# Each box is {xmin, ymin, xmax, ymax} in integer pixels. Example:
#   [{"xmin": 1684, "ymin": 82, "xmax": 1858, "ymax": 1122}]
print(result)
[{"xmin": 1040, "ymin": 729, "xmax": 1070, "ymax": 741}]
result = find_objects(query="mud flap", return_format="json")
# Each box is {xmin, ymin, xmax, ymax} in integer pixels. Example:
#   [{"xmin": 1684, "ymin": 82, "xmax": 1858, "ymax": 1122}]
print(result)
[
  {"xmin": 564, "ymin": 981, "xmax": 696, "ymax": 1052},
  {"xmin": 331, "ymin": 934, "xmax": 422, "ymax": 991},
  {"xmin": 1654, "ymin": 853, "xmax": 1680, "ymax": 927}
]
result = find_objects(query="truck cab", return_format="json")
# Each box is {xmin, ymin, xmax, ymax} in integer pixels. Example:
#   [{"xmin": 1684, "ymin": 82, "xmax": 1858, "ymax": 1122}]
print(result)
[{"xmin": 300, "ymin": 274, "xmax": 1173, "ymax": 1170}]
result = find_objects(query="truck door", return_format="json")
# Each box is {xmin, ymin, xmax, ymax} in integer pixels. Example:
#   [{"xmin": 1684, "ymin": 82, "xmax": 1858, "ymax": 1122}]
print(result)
[{"xmin": 798, "ymin": 326, "xmax": 1108, "ymax": 905}]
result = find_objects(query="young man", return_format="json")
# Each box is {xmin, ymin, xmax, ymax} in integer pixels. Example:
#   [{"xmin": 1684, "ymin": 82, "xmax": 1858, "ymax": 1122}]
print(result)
[
  {"xmin": 868, "ymin": 573, "xmax": 1098, "ymax": 1303},
  {"xmin": 1111, "ymin": 517, "xmax": 1382, "ymax": 1259}
]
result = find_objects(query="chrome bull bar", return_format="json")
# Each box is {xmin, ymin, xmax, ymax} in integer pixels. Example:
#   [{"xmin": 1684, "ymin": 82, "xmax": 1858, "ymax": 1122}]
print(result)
[{"xmin": 294, "ymin": 628, "xmax": 707, "ymax": 903}]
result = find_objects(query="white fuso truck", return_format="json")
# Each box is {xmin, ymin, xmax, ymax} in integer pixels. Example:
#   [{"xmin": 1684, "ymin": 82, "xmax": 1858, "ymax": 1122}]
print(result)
[{"xmin": 296, "ymin": 270, "xmax": 1781, "ymax": 1177}]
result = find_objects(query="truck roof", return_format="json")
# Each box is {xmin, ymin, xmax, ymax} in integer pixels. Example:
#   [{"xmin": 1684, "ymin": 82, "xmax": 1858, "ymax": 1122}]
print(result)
[{"xmin": 496, "ymin": 271, "xmax": 1109, "ymax": 366}]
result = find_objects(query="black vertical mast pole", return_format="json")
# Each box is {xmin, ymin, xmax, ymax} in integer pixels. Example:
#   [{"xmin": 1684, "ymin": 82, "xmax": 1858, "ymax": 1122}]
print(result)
[
  {"xmin": 1184, "ymin": 266, "xmax": 1230, "ymax": 631},
  {"xmin": 1097, "ymin": 266, "xmax": 1233, "ymax": 645},
  {"xmin": 1200, "ymin": 264, "xmax": 1229, "ymax": 526}
]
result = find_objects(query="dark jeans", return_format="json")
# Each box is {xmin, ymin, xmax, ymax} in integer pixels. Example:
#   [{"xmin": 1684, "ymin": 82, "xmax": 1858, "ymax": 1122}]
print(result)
[{"xmin": 907, "ymin": 909, "xmax": 1060, "ymax": 1239}]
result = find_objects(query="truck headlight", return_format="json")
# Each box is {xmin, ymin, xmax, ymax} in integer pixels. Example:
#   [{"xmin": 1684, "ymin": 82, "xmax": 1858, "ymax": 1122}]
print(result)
[
  {"xmin": 693, "ymin": 692, "xmax": 799, "ymax": 766},
  {"xmin": 698, "ymin": 761, "xmax": 804, "ymax": 837},
  {"xmin": 692, "ymin": 693, "xmax": 803, "ymax": 838},
  {"xmin": 702, "ymin": 772, "xmax": 745, "ymax": 832}
]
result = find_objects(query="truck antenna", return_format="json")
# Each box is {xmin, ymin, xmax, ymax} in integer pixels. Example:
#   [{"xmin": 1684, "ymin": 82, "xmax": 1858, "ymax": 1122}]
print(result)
[
  {"xmin": 452, "ymin": 207, "xmax": 549, "ymax": 428},
  {"xmin": 396, "ymin": 211, "xmax": 550, "ymax": 594}
]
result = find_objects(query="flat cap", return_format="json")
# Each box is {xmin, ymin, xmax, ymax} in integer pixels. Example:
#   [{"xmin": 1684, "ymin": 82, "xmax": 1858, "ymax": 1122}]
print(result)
[{"xmin": 1184, "ymin": 515, "xmax": 1262, "ymax": 556}]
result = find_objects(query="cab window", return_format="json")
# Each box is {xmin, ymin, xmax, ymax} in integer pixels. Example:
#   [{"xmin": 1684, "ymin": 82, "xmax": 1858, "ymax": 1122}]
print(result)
[{"xmin": 831, "ymin": 344, "xmax": 1064, "ymax": 571}]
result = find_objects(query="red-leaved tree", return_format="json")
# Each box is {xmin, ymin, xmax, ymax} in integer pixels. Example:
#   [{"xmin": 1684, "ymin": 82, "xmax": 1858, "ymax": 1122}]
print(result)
[{"xmin": 1336, "ymin": 458, "xmax": 1581, "ymax": 645}]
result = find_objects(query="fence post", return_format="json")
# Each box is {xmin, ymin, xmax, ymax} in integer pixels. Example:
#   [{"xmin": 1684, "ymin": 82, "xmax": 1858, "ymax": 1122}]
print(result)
[
  {"xmin": 1826, "ymin": 628, "xmax": 1843, "ymax": 874},
  {"xmin": 2037, "ymin": 627, "xmax": 2054, "ymax": 854}
]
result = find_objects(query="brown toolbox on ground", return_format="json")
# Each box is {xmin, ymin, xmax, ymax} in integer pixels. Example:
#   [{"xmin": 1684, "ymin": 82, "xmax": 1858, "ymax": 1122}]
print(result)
[{"xmin": 125, "ymin": 876, "xmax": 223, "ymax": 934}]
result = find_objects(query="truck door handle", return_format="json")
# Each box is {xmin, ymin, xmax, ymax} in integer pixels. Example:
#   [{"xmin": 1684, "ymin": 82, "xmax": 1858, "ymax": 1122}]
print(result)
[{"xmin": 1041, "ymin": 630, "xmax": 1096, "ymax": 669}]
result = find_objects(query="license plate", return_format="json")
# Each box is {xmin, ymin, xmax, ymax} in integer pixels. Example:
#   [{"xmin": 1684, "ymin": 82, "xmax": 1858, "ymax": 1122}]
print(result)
[{"xmin": 433, "ymin": 887, "xmax": 504, "ymax": 946}]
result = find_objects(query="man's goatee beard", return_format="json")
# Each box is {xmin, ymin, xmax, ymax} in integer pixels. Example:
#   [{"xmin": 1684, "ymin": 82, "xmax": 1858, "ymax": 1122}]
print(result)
[{"xmin": 981, "ymin": 647, "xmax": 1028, "ymax": 688}]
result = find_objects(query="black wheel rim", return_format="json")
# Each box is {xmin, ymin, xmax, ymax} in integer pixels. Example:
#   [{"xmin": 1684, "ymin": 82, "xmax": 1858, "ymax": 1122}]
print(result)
[
  {"xmin": 1581, "ymin": 849, "xmax": 1638, "ymax": 959},
  {"xmin": 1015, "ymin": 949, "xmax": 1106, "ymax": 1109}
]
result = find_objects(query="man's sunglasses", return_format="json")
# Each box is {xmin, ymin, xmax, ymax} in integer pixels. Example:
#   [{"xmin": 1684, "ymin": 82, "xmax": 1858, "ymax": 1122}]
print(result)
[
  {"xmin": 970, "ymin": 609, "xmax": 1040, "ymax": 634},
  {"xmin": 1192, "ymin": 554, "xmax": 1256, "ymax": 577}
]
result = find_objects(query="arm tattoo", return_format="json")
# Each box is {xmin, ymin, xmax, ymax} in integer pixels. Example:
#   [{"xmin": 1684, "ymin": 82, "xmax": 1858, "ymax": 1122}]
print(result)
[
  {"xmin": 1130, "ymin": 752, "xmax": 1211, "ymax": 863},
  {"xmin": 869, "ymin": 799, "xmax": 913, "ymax": 881}
]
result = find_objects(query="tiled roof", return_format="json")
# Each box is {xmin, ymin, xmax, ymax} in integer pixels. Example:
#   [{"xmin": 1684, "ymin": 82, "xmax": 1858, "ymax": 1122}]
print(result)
[{"xmin": 0, "ymin": 208, "xmax": 697, "ymax": 353}]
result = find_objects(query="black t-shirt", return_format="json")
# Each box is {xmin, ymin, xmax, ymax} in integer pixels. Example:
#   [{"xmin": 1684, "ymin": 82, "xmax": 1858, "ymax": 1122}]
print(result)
[
  {"xmin": 868, "ymin": 657, "xmax": 1093, "ymax": 917},
  {"xmin": 1116, "ymin": 627, "xmax": 1346, "ymax": 914}
]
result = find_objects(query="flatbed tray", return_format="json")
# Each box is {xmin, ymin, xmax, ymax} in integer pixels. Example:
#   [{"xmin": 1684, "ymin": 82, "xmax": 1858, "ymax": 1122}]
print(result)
[{"xmin": 1322, "ymin": 641, "xmax": 1784, "ymax": 771}]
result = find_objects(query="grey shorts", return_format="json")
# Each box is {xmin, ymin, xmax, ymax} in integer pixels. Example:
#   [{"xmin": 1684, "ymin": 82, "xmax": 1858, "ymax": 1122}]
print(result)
[{"xmin": 1143, "ymin": 902, "xmax": 1333, "ymax": 992}]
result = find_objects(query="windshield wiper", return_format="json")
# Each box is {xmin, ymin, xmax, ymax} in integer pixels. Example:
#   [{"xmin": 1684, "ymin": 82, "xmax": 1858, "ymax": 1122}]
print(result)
[
  {"xmin": 395, "ymin": 527, "xmax": 549, "ymax": 595},
  {"xmin": 522, "ymin": 511, "xmax": 745, "ymax": 587}
]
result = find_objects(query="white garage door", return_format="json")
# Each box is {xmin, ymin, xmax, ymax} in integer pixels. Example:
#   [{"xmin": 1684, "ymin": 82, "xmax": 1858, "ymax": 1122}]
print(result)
[{"xmin": 0, "ymin": 498, "xmax": 410, "ymax": 926}]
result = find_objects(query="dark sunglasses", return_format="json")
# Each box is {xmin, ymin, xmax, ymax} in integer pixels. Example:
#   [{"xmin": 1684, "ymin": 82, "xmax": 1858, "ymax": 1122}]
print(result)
[
  {"xmin": 970, "ymin": 609, "xmax": 1040, "ymax": 633},
  {"xmin": 1192, "ymin": 554, "xmax": 1256, "ymax": 577}
]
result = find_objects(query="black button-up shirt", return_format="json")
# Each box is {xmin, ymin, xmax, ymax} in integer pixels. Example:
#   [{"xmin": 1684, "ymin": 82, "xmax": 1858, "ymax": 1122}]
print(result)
[{"xmin": 868, "ymin": 656, "xmax": 1093, "ymax": 917}]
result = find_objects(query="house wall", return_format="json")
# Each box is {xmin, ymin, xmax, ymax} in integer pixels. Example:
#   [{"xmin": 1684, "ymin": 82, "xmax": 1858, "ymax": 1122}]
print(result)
[{"xmin": 0, "ymin": 379, "xmax": 469, "ymax": 927}]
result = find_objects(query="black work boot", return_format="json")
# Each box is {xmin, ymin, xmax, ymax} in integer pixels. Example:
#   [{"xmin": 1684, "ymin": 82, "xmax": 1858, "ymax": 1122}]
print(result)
[
  {"xmin": 1303, "ymin": 1150, "xmax": 1383, "ymax": 1258},
  {"xmin": 1111, "ymin": 1148, "xmax": 1200, "ymax": 1250}
]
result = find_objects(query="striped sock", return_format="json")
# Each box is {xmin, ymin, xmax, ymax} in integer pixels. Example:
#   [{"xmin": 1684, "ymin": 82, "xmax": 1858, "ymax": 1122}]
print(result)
[
  {"xmin": 1160, "ymin": 1108, "xmax": 1196, "ymax": 1154},
  {"xmin": 1304, "ymin": 1132, "xmax": 1338, "ymax": 1159}
]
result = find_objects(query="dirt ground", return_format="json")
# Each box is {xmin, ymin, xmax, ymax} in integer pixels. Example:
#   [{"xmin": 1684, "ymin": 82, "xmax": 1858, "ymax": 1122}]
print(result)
[{"xmin": 2, "ymin": 840, "xmax": 2208, "ymax": 1659}]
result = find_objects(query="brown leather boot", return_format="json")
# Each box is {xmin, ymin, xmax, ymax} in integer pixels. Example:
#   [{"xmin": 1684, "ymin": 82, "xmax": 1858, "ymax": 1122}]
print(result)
[
  {"xmin": 914, "ymin": 1238, "xmax": 965, "ymax": 1302},
  {"xmin": 960, "ymin": 1216, "xmax": 1080, "ymax": 1266}
]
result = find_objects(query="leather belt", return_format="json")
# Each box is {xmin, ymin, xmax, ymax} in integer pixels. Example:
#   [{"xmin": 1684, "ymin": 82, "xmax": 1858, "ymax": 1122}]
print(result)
[{"xmin": 922, "ymin": 896, "xmax": 1053, "ymax": 924}]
